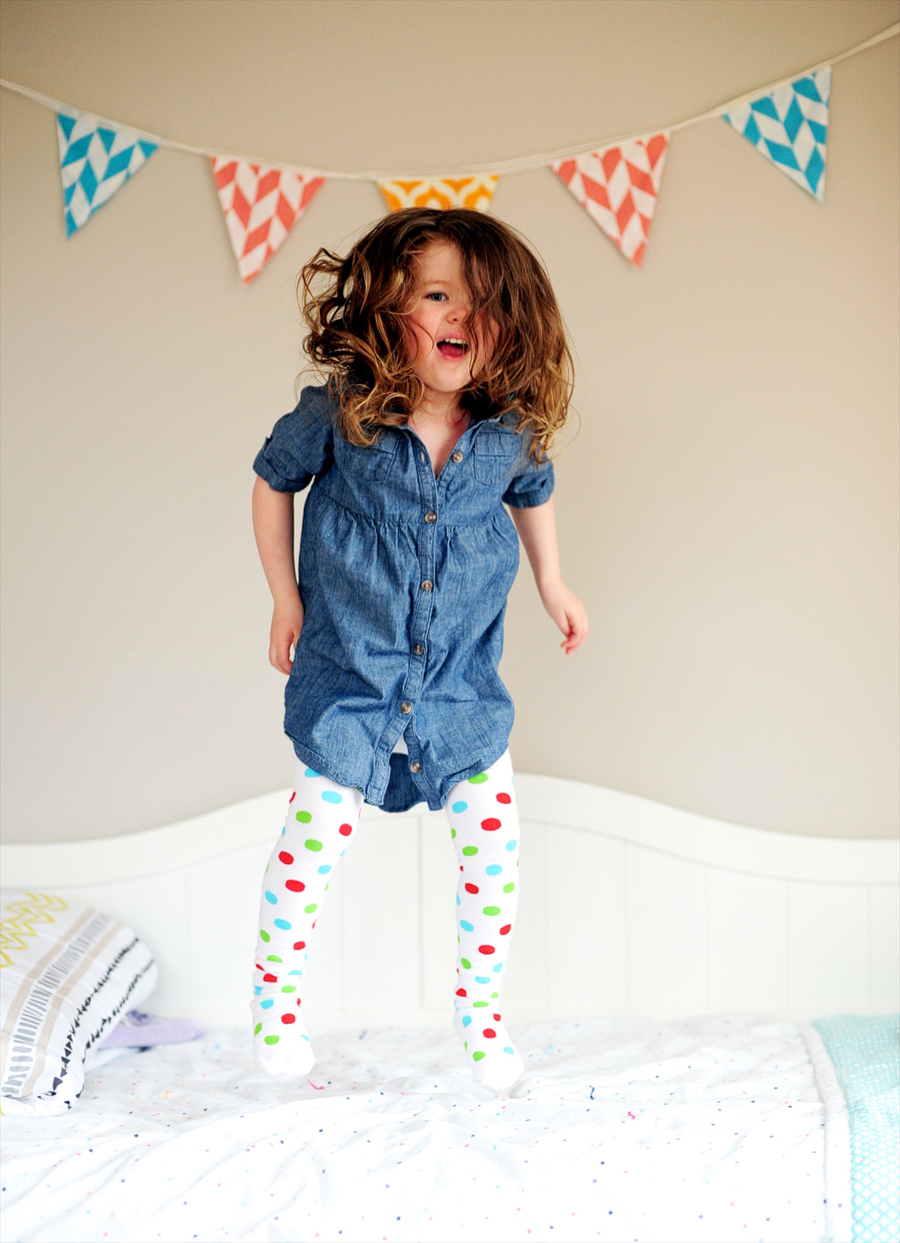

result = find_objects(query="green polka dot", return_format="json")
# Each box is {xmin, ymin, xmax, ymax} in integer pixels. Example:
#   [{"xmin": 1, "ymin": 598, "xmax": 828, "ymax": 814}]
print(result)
[
  {"xmin": 254, "ymin": 1023, "xmax": 262, "ymax": 1035},
  {"xmin": 450, "ymin": 828, "xmax": 457, "ymax": 839},
  {"xmin": 264, "ymin": 1034, "xmax": 280, "ymax": 1045},
  {"xmin": 491, "ymin": 991, "xmax": 499, "ymax": 999},
  {"xmin": 473, "ymin": 1050, "xmax": 486, "ymax": 1061},
  {"xmin": 259, "ymin": 929, "xmax": 271, "ymax": 942},
  {"xmin": 503, "ymin": 882, "xmax": 515, "ymax": 893},
  {"xmin": 468, "ymin": 773, "xmax": 488, "ymax": 785},
  {"xmin": 483, "ymin": 905, "xmax": 501, "ymax": 916},
  {"xmin": 305, "ymin": 838, "xmax": 323, "ymax": 851},
  {"xmin": 266, "ymin": 954, "xmax": 282, "ymax": 962},
  {"xmin": 281, "ymin": 986, "xmax": 296, "ymax": 993},
  {"xmin": 295, "ymin": 810, "xmax": 312, "ymax": 823},
  {"xmin": 473, "ymin": 1000, "xmax": 488, "ymax": 1008},
  {"xmin": 460, "ymin": 957, "xmax": 472, "ymax": 969},
  {"xmin": 305, "ymin": 903, "xmax": 318, "ymax": 914},
  {"xmin": 462, "ymin": 846, "xmax": 478, "ymax": 856}
]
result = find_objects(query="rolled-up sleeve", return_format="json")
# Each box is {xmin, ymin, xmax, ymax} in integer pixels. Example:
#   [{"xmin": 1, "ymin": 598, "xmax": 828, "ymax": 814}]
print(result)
[
  {"xmin": 502, "ymin": 432, "xmax": 555, "ymax": 508},
  {"xmin": 253, "ymin": 386, "xmax": 336, "ymax": 493}
]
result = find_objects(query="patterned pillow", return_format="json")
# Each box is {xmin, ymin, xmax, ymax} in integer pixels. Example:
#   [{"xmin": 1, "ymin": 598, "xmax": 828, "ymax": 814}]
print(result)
[{"xmin": 0, "ymin": 890, "xmax": 158, "ymax": 1115}]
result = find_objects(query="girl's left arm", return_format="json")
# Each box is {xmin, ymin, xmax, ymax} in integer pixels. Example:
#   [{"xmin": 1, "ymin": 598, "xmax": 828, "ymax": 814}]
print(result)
[{"xmin": 508, "ymin": 496, "xmax": 589, "ymax": 654}]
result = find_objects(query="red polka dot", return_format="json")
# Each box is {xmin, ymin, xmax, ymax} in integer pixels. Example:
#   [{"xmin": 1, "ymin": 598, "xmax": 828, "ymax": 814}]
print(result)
[
  {"xmin": 481, "ymin": 818, "xmax": 501, "ymax": 831},
  {"xmin": 281, "ymin": 1013, "xmax": 296, "ymax": 1024},
  {"xmin": 483, "ymin": 1028, "xmax": 496, "ymax": 1039},
  {"xmin": 496, "ymin": 793, "xmax": 511, "ymax": 804},
  {"xmin": 289, "ymin": 792, "xmax": 296, "ymax": 803},
  {"xmin": 500, "ymin": 924, "xmax": 511, "ymax": 935},
  {"xmin": 296, "ymin": 997, "xmax": 302, "ymax": 1006},
  {"xmin": 493, "ymin": 1013, "xmax": 502, "ymax": 1021},
  {"xmin": 285, "ymin": 879, "xmax": 305, "ymax": 892},
  {"xmin": 278, "ymin": 851, "xmax": 294, "ymax": 865},
  {"xmin": 479, "ymin": 944, "xmax": 495, "ymax": 955},
  {"xmin": 339, "ymin": 823, "xmax": 353, "ymax": 836},
  {"xmin": 456, "ymin": 988, "xmax": 467, "ymax": 997},
  {"xmin": 293, "ymin": 941, "xmax": 306, "ymax": 951},
  {"xmin": 465, "ymin": 883, "xmax": 479, "ymax": 894},
  {"xmin": 263, "ymin": 973, "xmax": 278, "ymax": 983}
]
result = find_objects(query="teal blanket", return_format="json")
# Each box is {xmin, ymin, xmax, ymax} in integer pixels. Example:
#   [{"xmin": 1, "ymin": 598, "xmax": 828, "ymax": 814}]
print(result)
[{"xmin": 813, "ymin": 1015, "xmax": 900, "ymax": 1243}]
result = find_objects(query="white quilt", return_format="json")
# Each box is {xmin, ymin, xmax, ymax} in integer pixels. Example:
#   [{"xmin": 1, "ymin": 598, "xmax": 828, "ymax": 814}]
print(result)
[{"xmin": 0, "ymin": 1014, "xmax": 830, "ymax": 1243}]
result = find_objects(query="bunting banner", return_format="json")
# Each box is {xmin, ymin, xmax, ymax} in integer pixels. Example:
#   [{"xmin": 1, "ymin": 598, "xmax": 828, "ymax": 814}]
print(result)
[
  {"xmin": 56, "ymin": 107, "xmax": 157, "ymax": 236},
  {"xmin": 551, "ymin": 134, "xmax": 669, "ymax": 269},
  {"xmin": 379, "ymin": 175, "xmax": 499, "ymax": 214},
  {"xmin": 210, "ymin": 159, "xmax": 325, "ymax": 284},
  {"xmin": 3, "ymin": 20, "xmax": 893, "ymax": 281},
  {"xmin": 722, "ymin": 67, "xmax": 831, "ymax": 201}
]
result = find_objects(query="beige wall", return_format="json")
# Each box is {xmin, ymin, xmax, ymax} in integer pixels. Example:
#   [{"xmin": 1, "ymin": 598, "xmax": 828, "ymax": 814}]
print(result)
[{"xmin": 1, "ymin": 0, "xmax": 897, "ymax": 844}]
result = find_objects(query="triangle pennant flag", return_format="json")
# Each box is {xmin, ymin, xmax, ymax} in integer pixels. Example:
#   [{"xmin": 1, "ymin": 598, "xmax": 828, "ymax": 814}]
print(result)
[
  {"xmin": 210, "ymin": 158, "xmax": 325, "ymax": 284},
  {"xmin": 56, "ymin": 107, "xmax": 157, "ymax": 236},
  {"xmin": 552, "ymin": 133, "xmax": 669, "ymax": 269},
  {"xmin": 722, "ymin": 67, "xmax": 830, "ymax": 201},
  {"xmin": 379, "ymin": 175, "xmax": 499, "ymax": 213}
]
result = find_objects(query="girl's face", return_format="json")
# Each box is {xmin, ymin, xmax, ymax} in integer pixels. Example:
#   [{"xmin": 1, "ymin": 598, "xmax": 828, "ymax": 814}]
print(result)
[{"xmin": 403, "ymin": 239, "xmax": 495, "ymax": 403}]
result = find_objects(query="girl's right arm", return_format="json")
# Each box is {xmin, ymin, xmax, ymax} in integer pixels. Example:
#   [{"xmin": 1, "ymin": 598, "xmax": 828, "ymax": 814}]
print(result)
[{"xmin": 252, "ymin": 475, "xmax": 305, "ymax": 674}]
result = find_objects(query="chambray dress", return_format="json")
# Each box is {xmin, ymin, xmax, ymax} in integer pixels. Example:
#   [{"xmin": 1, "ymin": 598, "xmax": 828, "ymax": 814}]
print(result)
[{"xmin": 252, "ymin": 383, "xmax": 554, "ymax": 813}]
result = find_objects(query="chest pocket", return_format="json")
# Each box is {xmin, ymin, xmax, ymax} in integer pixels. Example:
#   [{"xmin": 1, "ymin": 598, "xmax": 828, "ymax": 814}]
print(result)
[
  {"xmin": 472, "ymin": 430, "xmax": 519, "ymax": 485},
  {"xmin": 341, "ymin": 432, "xmax": 398, "ymax": 481}
]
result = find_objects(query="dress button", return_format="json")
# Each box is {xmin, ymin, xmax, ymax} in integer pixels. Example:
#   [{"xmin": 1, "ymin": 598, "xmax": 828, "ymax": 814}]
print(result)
[
  {"xmin": 409, "ymin": 761, "xmax": 422, "ymax": 773},
  {"xmin": 451, "ymin": 450, "xmax": 464, "ymax": 463},
  {"xmin": 424, "ymin": 511, "xmax": 437, "ymax": 523},
  {"xmin": 421, "ymin": 579, "xmax": 433, "ymax": 591},
  {"xmin": 400, "ymin": 701, "xmax": 412, "ymax": 714},
  {"xmin": 413, "ymin": 643, "xmax": 424, "ymax": 655}
]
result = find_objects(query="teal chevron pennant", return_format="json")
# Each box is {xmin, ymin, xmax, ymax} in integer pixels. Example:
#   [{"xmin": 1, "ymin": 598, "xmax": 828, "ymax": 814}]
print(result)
[
  {"xmin": 723, "ymin": 66, "xmax": 831, "ymax": 201},
  {"xmin": 56, "ymin": 107, "xmax": 157, "ymax": 235}
]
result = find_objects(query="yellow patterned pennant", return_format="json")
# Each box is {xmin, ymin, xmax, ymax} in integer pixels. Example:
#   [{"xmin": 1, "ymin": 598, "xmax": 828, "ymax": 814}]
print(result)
[
  {"xmin": 1, "ymin": 891, "xmax": 69, "ymax": 968},
  {"xmin": 379, "ymin": 175, "xmax": 499, "ymax": 213}
]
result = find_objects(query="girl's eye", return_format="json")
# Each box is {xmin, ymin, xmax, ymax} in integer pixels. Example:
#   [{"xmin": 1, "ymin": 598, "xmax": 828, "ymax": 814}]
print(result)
[{"xmin": 425, "ymin": 292, "xmax": 448, "ymax": 301}]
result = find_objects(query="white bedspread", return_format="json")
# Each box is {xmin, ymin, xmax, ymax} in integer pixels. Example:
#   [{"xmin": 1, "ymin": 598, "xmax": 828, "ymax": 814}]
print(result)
[{"xmin": 1, "ymin": 1014, "xmax": 828, "ymax": 1243}]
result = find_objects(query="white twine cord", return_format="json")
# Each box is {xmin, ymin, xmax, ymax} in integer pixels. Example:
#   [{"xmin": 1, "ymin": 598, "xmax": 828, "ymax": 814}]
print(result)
[{"xmin": 1, "ymin": 21, "xmax": 896, "ymax": 180}]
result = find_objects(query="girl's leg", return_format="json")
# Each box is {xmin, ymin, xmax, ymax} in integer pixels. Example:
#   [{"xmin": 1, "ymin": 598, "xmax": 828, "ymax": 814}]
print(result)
[
  {"xmin": 445, "ymin": 748, "xmax": 525, "ymax": 1091},
  {"xmin": 251, "ymin": 754, "xmax": 363, "ymax": 1079}
]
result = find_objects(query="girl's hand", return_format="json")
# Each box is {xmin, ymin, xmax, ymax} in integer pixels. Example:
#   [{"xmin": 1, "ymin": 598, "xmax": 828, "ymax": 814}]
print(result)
[
  {"xmin": 269, "ymin": 596, "xmax": 305, "ymax": 674},
  {"xmin": 538, "ymin": 579, "xmax": 589, "ymax": 655}
]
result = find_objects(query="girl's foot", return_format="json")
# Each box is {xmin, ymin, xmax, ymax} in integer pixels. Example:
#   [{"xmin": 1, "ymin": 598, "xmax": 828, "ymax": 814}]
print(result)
[
  {"xmin": 453, "ymin": 1007, "xmax": 524, "ymax": 1092},
  {"xmin": 252, "ymin": 992, "xmax": 316, "ymax": 1079}
]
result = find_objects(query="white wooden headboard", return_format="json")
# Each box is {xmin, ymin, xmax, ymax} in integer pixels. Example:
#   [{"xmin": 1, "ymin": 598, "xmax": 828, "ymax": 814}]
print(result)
[{"xmin": 3, "ymin": 774, "xmax": 898, "ymax": 1028}]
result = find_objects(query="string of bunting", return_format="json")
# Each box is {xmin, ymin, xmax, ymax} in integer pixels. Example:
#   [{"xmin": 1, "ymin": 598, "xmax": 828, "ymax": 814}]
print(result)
[{"xmin": 1, "ymin": 22, "xmax": 896, "ymax": 283}]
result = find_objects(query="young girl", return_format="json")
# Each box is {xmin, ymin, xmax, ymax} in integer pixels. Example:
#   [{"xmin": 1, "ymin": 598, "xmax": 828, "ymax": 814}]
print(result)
[{"xmin": 250, "ymin": 207, "xmax": 588, "ymax": 1092}]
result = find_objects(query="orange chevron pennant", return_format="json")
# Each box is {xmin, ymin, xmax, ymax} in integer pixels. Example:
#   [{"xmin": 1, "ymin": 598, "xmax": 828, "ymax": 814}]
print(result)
[
  {"xmin": 552, "ymin": 133, "xmax": 669, "ymax": 269},
  {"xmin": 211, "ymin": 158, "xmax": 325, "ymax": 284},
  {"xmin": 379, "ymin": 175, "xmax": 499, "ymax": 213}
]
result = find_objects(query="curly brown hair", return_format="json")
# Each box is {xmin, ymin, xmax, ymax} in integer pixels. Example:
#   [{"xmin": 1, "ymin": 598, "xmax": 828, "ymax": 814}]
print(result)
[{"xmin": 297, "ymin": 207, "xmax": 574, "ymax": 463}]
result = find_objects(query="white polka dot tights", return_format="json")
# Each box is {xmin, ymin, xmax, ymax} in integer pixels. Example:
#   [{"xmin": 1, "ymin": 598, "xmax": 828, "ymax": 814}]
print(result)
[{"xmin": 251, "ymin": 749, "xmax": 523, "ymax": 1091}]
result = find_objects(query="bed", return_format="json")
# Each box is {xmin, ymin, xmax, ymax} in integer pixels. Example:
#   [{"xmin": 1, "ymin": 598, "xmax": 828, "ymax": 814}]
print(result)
[{"xmin": 2, "ymin": 773, "xmax": 898, "ymax": 1243}]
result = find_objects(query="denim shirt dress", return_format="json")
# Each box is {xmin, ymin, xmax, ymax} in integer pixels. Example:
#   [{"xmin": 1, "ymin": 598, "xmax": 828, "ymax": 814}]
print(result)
[{"xmin": 252, "ymin": 382, "xmax": 555, "ymax": 813}]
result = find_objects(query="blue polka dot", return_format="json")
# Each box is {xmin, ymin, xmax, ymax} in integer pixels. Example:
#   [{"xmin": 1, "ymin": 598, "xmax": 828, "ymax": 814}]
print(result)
[
  {"xmin": 505, "ymin": 839, "xmax": 517, "ymax": 851},
  {"xmin": 264, "ymin": 891, "xmax": 278, "ymax": 905},
  {"xmin": 273, "ymin": 918, "xmax": 291, "ymax": 930},
  {"xmin": 322, "ymin": 790, "xmax": 342, "ymax": 804},
  {"xmin": 504, "ymin": 1046, "xmax": 515, "ymax": 1054},
  {"xmin": 304, "ymin": 768, "xmax": 321, "ymax": 778},
  {"xmin": 493, "ymin": 962, "xmax": 503, "ymax": 972},
  {"xmin": 288, "ymin": 969, "xmax": 302, "ymax": 976},
  {"xmin": 281, "ymin": 827, "xmax": 286, "ymax": 835},
  {"xmin": 253, "ymin": 986, "xmax": 262, "ymax": 995},
  {"xmin": 452, "ymin": 801, "xmax": 468, "ymax": 813},
  {"xmin": 475, "ymin": 975, "xmax": 490, "ymax": 984},
  {"xmin": 486, "ymin": 864, "xmax": 502, "ymax": 875},
  {"xmin": 318, "ymin": 865, "xmax": 332, "ymax": 874},
  {"xmin": 456, "ymin": 894, "xmax": 461, "ymax": 905},
  {"xmin": 460, "ymin": 920, "xmax": 474, "ymax": 932},
  {"xmin": 462, "ymin": 1015, "xmax": 472, "ymax": 1027},
  {"xmin": 260, "ymin": 999, "xmax": 274, "ymax": 1010}
]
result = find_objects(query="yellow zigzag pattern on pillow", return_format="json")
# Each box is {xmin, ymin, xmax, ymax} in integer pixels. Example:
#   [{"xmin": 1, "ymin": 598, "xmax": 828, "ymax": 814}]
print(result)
[
  {"xmin": 0, "ymin": 892, "xmax": 69, "ymax": 969},
  {"xmin": 379, "ymin": 175, "xmax": 499, "ymax": 213}
]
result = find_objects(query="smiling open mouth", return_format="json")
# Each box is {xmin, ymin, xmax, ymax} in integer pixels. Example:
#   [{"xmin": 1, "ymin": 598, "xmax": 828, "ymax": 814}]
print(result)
[{"xmin": 437, "ymin": 337, "xmax": 470, "ymax": 360}]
